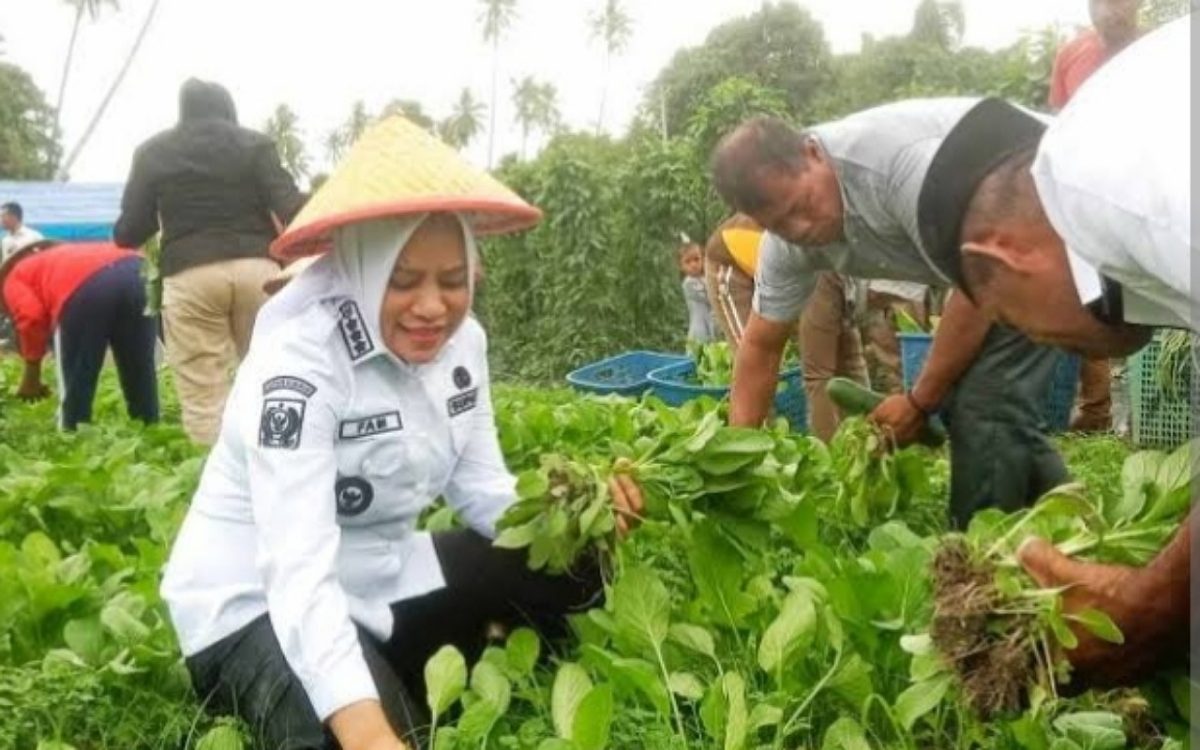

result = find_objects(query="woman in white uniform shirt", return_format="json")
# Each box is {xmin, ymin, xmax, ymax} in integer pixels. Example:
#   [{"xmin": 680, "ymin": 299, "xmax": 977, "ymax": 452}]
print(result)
[{"xmin": 161, "ymin": 121, "xmax": 642, "ymax": 750}]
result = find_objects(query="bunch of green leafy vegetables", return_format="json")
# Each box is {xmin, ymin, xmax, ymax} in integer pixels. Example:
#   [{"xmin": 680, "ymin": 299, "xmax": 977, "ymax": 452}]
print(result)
[{"xmin": 919, "ymin": 438, "xmax": 1196, "ymax": 723}]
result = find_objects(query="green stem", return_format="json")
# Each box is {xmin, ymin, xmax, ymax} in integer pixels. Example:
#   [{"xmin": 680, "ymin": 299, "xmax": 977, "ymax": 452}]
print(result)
[
  {"xmin": 776, "ymin": 652, "xmax": 842, "ymax": 746},
  {"xmin": 652, "ymin": 643, "xmax": 689, "ymax": 745}
]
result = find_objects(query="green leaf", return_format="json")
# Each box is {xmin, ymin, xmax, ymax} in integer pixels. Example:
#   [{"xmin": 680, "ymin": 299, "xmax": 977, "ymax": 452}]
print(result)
[
  {"xmin": 516, "ymin": 469, "xmax": 550, "ymax": 500},
  {"xmin": 1047, "ymin": 609, "xmax": 1080, "ymax": 650},
  {"xmin": 194, "ymin": 724, "xmax": 246, "ymax": 750},
  {"xmin": 572, "ymin": 684, "xmax": 614, "ymax": 750},
  {"xmin": 894, "ymin": 673, "xmax": 952, "ymax": 731},
  {"xmin": 822, "ymin": 716, "xmax": 872, "ymax": 750},
  {"xmin": 99, "ymin": 598, "xmax": 150, "ymax": 645},
  {"xmin": 611, "ymin": 567, "xmax": 671, "ymax": 653},
  {"xmin": 668, "ymin": 623, "xmax": 716, "ymax": 660},
  {"xmin": 36, "ymin": 743, "xmax": 80, "ymax": 750},
  {"xmin": 668, "ymin": 671, "xmax": 706, "ymax": 700},
  {"xmin": 757, "ymin": 588, "xmax": 816, "ymax": 674},
  {"xmin": 506, "ymin": 627, "xmax": 541, "ymax": 677},
  {"xmin": 552, "ymin": 662, "xmax": 593, "ymax": 740},
  {"xmin": 747, "ymin": 703, "xmax": 783, "ymax": 731},
  {"xmin": 1051, "ymin": 711, "xmax": 1126, "ymax": 750},
  {"xmin": 721, "ymin": 672, "xmax": 748, "ymax": 750},
  {"xmin": 1066, "ymin": 608, "xmax": 1124, "ymax": 645},
  {"xmin": 494, "ymin": 521, "xmax": 539, "ymax": 549},
  {"xmin": 471, "ymin": 659, "xmax": 512, "ymax": 711},
  {"xmin": 63, "ymin": 617, "xmax": 105, "ymax": 665},
  {"xmin": 424, "ymin": 645, "xmax": 467, "ymax": 720}
]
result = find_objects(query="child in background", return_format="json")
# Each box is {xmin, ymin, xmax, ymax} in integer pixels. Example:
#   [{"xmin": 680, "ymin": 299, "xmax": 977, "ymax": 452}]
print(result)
[{"xmin": 679, "ymin": 240, "xmax": 716, "ymax": 343}]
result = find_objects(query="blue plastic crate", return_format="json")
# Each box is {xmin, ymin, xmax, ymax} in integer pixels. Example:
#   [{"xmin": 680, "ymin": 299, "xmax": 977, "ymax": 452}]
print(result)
[
  {"xmin": 898, "ymin": 333, "xmax": 933, "ymax": 392},
  {"xmin": 899, "ymin": 332, "xmax": 1079, "ymax": 432},
  {"xmin": 566, "ymin": 351, "xmax": 689, "ymax": 396},
  {"xmin": 647, "ymin": 361, "xmax": 808, "ymax": 432}
]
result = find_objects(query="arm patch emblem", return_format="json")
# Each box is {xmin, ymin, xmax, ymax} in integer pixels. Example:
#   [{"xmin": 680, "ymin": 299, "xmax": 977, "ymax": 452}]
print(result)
[{"xmin": 260, "ymin": 398, "xmax": 306, "ymax": 449}]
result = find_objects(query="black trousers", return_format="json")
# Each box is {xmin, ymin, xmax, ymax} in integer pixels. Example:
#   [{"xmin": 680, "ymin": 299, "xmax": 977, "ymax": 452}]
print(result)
[
  {"xmin": 185, "ymin": 530, "xmax": 603, "ymax": 750},
  {"xmin": 943, "ymin": 323, "xmax": 1070, "ymax": 528},
  {"xmin": 57, "ymin": 256, "xmax": 159, "ymax": 429}
]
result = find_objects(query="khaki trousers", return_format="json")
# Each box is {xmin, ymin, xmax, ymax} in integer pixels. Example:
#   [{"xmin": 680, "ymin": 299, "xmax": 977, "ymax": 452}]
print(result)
[
  {"xmin": 1072, "ymin": 356, "xmax": 1113, "ymax": 431},
  {"xmin": 800, "ymin": 273, "xmax": 869, "ymax": 443},
  {"xmin": 862, "ymin": 291, "xmax": 926, "ymax": 396},
  {"xmin": 162, "ymin": 257, "xmax": 280, "ymax": 445}
]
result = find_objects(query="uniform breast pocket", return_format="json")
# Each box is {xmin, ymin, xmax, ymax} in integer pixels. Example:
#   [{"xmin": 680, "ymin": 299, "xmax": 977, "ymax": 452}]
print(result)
[{"xmin": 334, "ymin": 431, "xmax": 431, "ymax": 523}]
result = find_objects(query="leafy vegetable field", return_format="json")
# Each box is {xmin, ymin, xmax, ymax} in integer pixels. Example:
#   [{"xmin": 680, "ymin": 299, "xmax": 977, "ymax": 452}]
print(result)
[{"xmin": 0, "ymin": 359, "xmax": 1191, "ymax": 750}]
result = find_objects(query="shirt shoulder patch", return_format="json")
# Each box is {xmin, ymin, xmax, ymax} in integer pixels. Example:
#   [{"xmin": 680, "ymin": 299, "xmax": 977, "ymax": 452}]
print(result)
[
  {"xmin": 338, "ymin": 411, "xmax": 403, "ymax": 440},
  {"xmin": 260, "ymin": 398, "xmax": 306, "ymax": 449},
  {"xmin": 263, "ymin": 375, "xmax": 317, "ymax": 397},
  {"xmin": 337, "ymin": 300, "xmax": 375, "ymax": 361}
]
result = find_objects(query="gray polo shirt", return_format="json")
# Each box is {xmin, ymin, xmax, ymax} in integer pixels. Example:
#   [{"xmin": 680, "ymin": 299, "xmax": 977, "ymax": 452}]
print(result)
[{"xmin": 753, "ymin": 97, "xmax": 979, "ymax": 323}]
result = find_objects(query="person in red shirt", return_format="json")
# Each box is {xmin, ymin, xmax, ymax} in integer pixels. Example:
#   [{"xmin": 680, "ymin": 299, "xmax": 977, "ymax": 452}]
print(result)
[
  {"xmin": 1047, "ymin": 0, "xmax": 1141, "ymax": 432},
  {"xmin": 0, "ymin": 238, "xmax": 159, "ymax": 429}
]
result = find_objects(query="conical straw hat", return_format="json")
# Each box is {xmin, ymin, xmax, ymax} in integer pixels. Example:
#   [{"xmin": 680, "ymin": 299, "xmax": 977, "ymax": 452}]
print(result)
[{"xmin": 271, "ymin": 116, "xmax": 541, "ymax": 260}]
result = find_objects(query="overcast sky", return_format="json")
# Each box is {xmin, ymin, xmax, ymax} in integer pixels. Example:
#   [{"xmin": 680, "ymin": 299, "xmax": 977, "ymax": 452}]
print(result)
[{"xmin": 1, "ymin": 0, "xmax": 1090, "ymax": 184}]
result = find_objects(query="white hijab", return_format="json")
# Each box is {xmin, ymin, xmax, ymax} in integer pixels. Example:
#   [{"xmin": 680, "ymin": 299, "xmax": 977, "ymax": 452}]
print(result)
[{"xmin": 256, "ymin": 213, "xmax": 478, "ymax": 364}]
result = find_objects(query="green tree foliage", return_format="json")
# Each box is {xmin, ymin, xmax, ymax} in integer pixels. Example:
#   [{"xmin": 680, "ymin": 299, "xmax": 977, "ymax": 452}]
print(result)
[
  {"xmin": 511, "ymin": 76, "xmax": 561, "ymax": 158},
  {"xmin": 1141, "ymin": 0, "xmax": 1192, "ymax": 27},
  {"xmin": 263, "ymin": 103, "xmax": 309, "ymax": 182},
  {"xmin": 640, "ymin": 2, "xmax": 832, "ymax": 138},
  {"xmin": 589, "ymin": 0, "xmax": 633, "ymax": 134},
  {"xmin": 0, "ymin": 62, "xmax": 60, "ymax": 179},
  {"xmin": 441, "ymin": 88, "xmax": 487, "ymax": 150},
  {"xmin": 909, "ymin": 0, "xmax": 965, "ymax": 51},
  {"xmin": 381, "ymin": 98, "xmax": 435, "ymax": 130}
]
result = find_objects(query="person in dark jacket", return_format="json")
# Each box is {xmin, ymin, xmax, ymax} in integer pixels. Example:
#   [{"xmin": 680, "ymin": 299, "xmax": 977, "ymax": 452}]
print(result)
[{"xmin": 115, "ymin": 79, "xmax": 304, "ymax": 444}]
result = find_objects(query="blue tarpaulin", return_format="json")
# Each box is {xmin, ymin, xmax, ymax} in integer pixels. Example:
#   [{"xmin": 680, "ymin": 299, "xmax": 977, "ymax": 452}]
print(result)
[{"xmin": 0, "ymin": 181, "xmax": 124, "ymax": 242}]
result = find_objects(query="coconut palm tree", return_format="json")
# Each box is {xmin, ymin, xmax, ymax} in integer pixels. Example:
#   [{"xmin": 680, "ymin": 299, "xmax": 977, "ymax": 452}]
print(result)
[
  {"xmin": 589, "ymin": 0, "xmax": 632, "ymax": 136},
  {"xmin": 381, "ymin": 98, "xmax": 434, "ymax": 130},
  {"xmin": 263, "ymin": 104, "xmax": 309, "ymax": 182},
  {"xmin": 56, "ymin": 0, "xmax": 160, "ymax": 179},
  {"xmin": 440, "ymin": 88, "xmax": 486, "ymax": 150},
  {"xmin": 54, "ymin": 0, "xmax": 118, "ymax": 146},
  {"xmin": 343, "ymin": 100, "xmax": 372, "ymax": 147},
  {"xmin": 478, "ymin": 0, "xmax": 518, "ymax": 167},
  {"xmin": 511, "ymin": 76, "xmax": 560, "ymax": 159},
  {"xmin": 324, "ymin": 129, "xmax": 348, "ymax": 167}
]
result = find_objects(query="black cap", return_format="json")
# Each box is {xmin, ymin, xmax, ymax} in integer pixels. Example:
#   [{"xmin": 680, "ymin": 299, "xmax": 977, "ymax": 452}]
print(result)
[{"xmin": 917, "ymin": 98, "xmax": 1048, "ymax": 289}]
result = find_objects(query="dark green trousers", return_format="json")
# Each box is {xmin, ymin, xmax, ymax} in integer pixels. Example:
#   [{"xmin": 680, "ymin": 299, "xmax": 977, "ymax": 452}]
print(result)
[{"xmin": 942, "ymin": 324, "xmax": 1070, "ymax": 529}]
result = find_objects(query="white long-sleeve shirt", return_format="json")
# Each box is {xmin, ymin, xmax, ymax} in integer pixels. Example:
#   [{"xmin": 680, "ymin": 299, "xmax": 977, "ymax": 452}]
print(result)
[
  {"xmin": 160, "ymin": 258, "xmax": 516, "ymax": 720},
  {"xmin": 1033, "ymin": 17, "xmax": 1193, "ymax": 330}
]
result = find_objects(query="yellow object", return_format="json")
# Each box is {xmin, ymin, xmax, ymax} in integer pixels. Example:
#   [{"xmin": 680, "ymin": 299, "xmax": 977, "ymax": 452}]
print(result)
[
  {"xmin": 721, "ymin": 227, "xmax": 763, "ymax": 277},
  {"xmin": 271, "ymin": 116, "xmax": 541, "ymax": 259}
]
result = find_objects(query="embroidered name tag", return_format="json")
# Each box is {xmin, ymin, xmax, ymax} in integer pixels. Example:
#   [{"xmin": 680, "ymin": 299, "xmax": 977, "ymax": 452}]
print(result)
[
  {"xmin": 337, "ymin": 300, "xmax": 375, "ymax": 361},
  {"xmin": 338, "ymin": 411, "xmax": 403, "ymax": 440},
  {"xmin": 263, "ymin": 375, "xmax": 317, "ymax": 397},
  {"xmin": 447, "ymin": 388, "xmax": 479, "ymax": 417}
]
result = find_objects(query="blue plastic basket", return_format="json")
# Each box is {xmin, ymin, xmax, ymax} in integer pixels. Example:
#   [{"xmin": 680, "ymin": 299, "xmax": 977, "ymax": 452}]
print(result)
[
  {"xmin": 566, "ymin": 351, "xmax": 689, "ymax": 396},
  {"xmin": 647, "ymin": 362, "xmax": 808, "ymax": 432},
  {"xmin": 898, "ymin": 333, "xmax": 933, "ymax": 392},
  {"xmin": 898, "ymin": 332, "xmax": 1079, "ymax": 432},
  {"xmin": 1040, "ymin": 354, "xmax": 1081, "ymax": 432}
]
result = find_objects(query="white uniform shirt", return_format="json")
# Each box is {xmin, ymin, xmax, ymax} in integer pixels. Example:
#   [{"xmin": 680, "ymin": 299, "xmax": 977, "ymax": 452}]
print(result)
[
  {"xmin": 1033, "ymin": 17, "xmax": 1193, "ymax": 330},
  {"xmin": 2, "ymin": 226, "xmax": 44, "ymax": 260},
  {"xmin": 161, "ymin": 220, "xmax": 516, "ymax": 721}
]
